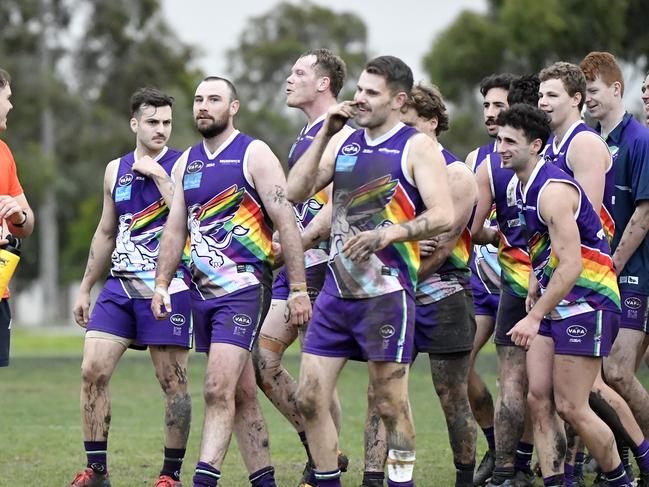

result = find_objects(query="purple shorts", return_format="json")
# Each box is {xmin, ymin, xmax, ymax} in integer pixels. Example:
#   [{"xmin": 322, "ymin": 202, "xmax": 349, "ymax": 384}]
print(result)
[
  {"xmin": 414, "ymin": 290, "xmax": 476, "ymax": 356},
  {"xmin": 494, "ymin": 291, "xmax": 528, "ymax": 347},
  {"xmin": 87, "ymin": 287, "xmax": 192, "ymax": 348},
  {"xmin": 271, "ymin": 263, "xmax": 327, "ymax": 302},
  {"xmin": 538, "ymin": 310, "xmax": 619, "ymax": 357},
  {"xmin": 472, "ymin": 286, "xmax": 499, "ymax": 319},
  {"xmin": 619, "ymin": 291, "xmax": 649, "ymax": 333},
  {"xmin": 192, "ymin": 285, "xmax": 270, "ymax": 353},
  {"xmin": 303, "ymin": 290, "xmax": 415, "ymax": 363}
]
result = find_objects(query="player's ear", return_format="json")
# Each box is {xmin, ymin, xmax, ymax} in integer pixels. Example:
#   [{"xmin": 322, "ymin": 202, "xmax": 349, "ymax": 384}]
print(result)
[{"xmin": 130, "ymin": 117, "xmax": 138, "ymax": 134}]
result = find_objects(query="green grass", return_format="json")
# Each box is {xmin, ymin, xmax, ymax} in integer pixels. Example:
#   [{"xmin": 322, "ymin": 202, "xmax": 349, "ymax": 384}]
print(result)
[{"xmin": 4, "ymin": 327, "xmax": 645, "ymax": 486}]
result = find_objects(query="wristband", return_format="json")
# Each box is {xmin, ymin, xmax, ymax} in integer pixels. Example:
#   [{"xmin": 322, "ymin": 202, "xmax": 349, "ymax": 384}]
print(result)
[
  {"xmin": 287, "ymin": 291, "xmax": 309, "ymax": 302},
  {"xmin": 12, "ymin": 211, "xmax": 27, "ymax": 228},
  {"xmin": 289, "ymin": 281, "xmax": 307, "ymax": 293},
  {"xmin": 155, "ymin": 277, "xmax": 170, "ymax": 288}
]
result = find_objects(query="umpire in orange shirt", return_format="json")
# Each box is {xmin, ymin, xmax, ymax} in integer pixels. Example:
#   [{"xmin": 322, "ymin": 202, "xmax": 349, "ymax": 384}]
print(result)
[{"xmin": 0, "ymin": 68, "xmax": 35, "ymax": 367}]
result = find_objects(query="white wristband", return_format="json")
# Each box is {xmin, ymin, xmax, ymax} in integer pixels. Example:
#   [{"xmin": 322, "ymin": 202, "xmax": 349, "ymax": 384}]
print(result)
[
  {"xmin": 154, "ymin": 285, "xmax": 171, "ymax": 305},
  {"xmin": 287, "ymin": 291, "xmax": 309, "ymax": 302}
]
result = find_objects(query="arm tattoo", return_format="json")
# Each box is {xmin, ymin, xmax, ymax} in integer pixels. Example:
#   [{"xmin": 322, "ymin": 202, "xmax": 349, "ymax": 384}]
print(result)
[
  {"xmin": 270, "ymin": 185, "xmax": 288, "ymax": 205},
  {"xmin": 398, "ymin": 215, "xmax": 435, "ymax": 241}
]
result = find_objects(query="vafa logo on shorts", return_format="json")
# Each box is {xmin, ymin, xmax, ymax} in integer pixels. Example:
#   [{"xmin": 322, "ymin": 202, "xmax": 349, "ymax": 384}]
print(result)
[
  {"xmin": 170, "ymin": 314, "xmax": 186, "ymax": 326},
  {"xmin": 625, "ymin": 297, "xmax": 642, "ymax": 310},
  {"xmin": 379, "ymin": 324, "xmax": 396, "ymax": 339},
  {"xmin": 566, "ymin": 325, "xmax": 587, "ymax": 339},
  {"xmin": 233, "ymin": 314, "xmax": 252, "ymax": 327}
]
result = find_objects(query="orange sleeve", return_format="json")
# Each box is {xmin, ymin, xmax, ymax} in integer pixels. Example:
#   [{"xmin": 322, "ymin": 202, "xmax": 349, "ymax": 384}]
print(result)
[{"xmin": 0, "ymin": 140, "xmax": 24, "ymax": 197}]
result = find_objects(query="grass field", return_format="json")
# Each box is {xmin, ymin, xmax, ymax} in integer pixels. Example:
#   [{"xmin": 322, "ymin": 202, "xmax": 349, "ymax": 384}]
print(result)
[{"xmin": 2, "ymin": 327, "xmax": 648, "ymax": 486}]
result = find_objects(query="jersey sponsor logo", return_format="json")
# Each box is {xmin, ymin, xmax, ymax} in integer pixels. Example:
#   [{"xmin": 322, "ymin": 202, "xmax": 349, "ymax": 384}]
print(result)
[
  {"xmin": 184, "ymin": 172, "xmax": 202, "ymax": 190},
  {"xmin": 118, "ymin": 173, "xmax": 134, "ymax": 186},
  {"xmin": 566, "ymin": 324, "xmax": 587, "ymax": 339},
  {"xmin": 381, "ymin": 266, "xmax": 400, "ymax": 277},
  {"xmin": 507, "ymin": 218, "xmax": 521, "ymax": 228},
  {"xmin": 620, "ymin": 276, "xmax": 639, "ymax": 285},
  {"xmin": 379, "ymin": 324, "xmax": 396, "ymax": 338},
  {"xmin": 341, "ymin": 142, "xmax": 361, "ymax": 156},
  {"xmin": 220, "ymin": 159, "xmax": 241, "ymax": 165},
  {"xmin": 115, "ymin": 185, "xmax": 132, "ymax": 202},
  {"xmin": 233, "ymin": 313, "xmax": 253, "ymax": 327},
  {"xmin": 335, "ymin": 154, "xmax": 357, "ymax": 172},
  {"xmin": 187, "ymin": 160, "xmax": 204, "ymax": 173},
  {"xmin": 378, "ymin": 147, "xmax": 400, "ymax": 155},
  {"xmin": 625, "ymin": 297, "xmax": 642, "ymax": 310},
  {"xmin": 170, "ymin": 314, "xmax": 186, "ymax": 326},
  {"xmin": 362, "ymin": 149, "xmax": 374, "ymax": 154}
]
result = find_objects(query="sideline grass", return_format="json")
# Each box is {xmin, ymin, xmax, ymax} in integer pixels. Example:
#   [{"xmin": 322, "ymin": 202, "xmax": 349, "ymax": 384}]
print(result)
[{"xmin": 6, "ymin": 327, "xmax": 644, "ymax": 485}]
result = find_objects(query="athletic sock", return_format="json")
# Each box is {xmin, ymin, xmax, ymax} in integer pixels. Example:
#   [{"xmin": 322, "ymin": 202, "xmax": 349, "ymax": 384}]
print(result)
[
  {"xmin": 482, "ymin": 427, "xmax": 496, "ymax": 452},
  {"xmin": 489, "ymin": 466, "xmax": 514, "ymax": 484},
  {"xmin": 454, "ymin": 461, "xmax": 475, "ymax": 486},
  {"xmin": 514, "ymin": 441, "xmax": 534, "ymax": 473},
  {"xmin": 298, "ymin": 431, "xmax": 313, "ymax": 462},
  {"xmin": 193, "ymin": 461, "xmax": 220, "ymax": 487},
  {"xmin": 314, "ymin": 469, "xmax": 342, "ymax": 487},
  {"xmin": 387, "ymin": 480, "xmax": 414, "ymax": 487},
  {"xmin": 362, "ymin": 471, "xmax": 385, "ymax": 484},
  {"xmin": 634, "ymin": 439, "xmax": 649, "ymax": 472},
  {"xmin": 564, "ymin": 462, "xmax": 574, "ymax": 487},
  {"xmin": 249, "ymin": 466, "xmax": 276, "ymax": 487},
  {"xmin": 604, "ymin": 462, "xmax": 631, "ymax": 486},
  {"xmin": 574, "ymin": 451, "xmax": 585, "ymax": 478},
  {"xmin": 161, "ymin": 447, "xmax": 185, "ymax": 481},
  {"xmin": 84, "ymin": 440, "xmax": 108, "ymax": 475},
  {"xmin": 542, "ymin": 474, "xmax": 564, "ymax": 486}
]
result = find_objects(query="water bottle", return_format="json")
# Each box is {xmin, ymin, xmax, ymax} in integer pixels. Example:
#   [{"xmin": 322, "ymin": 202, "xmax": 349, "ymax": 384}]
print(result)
[{"xmin": 0, "ymin": 235, "xmax": 21, "ymax": 299}]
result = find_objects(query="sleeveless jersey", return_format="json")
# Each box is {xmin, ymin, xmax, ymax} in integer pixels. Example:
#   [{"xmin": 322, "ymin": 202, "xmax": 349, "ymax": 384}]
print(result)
[
  {"xmin": 487, "ymin": 153, "xmax": 531, "ymax": 298},
  {"xmin": 107, "ymin": 147, "xmax": 191, "ymax": 299},
  {"xmin": 182, "ymin": 131, "xmax": 273, "ymax": 300},
  {"xmin": 543, "ymin": 120, "xmax": 615, "ymax": 243},
  {"xmin": 470, "ymin": 141, "xmax": 501, "ymax": 295},
  {"xmin": 323, "ymin": 123, "xmax": 424, "ymax": 299},
  {"xmin": 417, "ymin": 146, "xmax": 474, "ymax": 304},
  {"xmin": 287, "ymin": 115, "xmax": 329, "ymax": 267},
  {"xmin": 518, "ymin": 160, "xmax": 620, "ymax": 319}
]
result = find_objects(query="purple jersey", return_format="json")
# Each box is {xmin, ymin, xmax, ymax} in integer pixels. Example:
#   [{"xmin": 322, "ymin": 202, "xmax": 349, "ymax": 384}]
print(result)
[
  {"xmin": 487, "ymin": 153, "xmax": 531, "ymax": 298},
  {"xmin": 182, "ymin": 131, "xmax": 274, "ymax": 300},
  {"xmin": 417, "ymin": 146, "xmax": 474, "ymax": 304},
  {"xmin": 470, "ymin": 141, "xmax": 501, "ymax": 295},
  {"xmin": 543, "ymin": 120, "xmax": 615, "ymax": 243},
  {"xmin": 107, "ymin": 147, "xmax": 190, "ymax": 299},
  {"xmin": 323, "ymin": 123, "xmax": 424, "ymax": 299},
  {"xmin": 287, "ymin": 115, "xmax": 329, "ymax": 267},
  {"xmin": 518, "ymin": 160, "xmax": 620, "ymax": 319}
]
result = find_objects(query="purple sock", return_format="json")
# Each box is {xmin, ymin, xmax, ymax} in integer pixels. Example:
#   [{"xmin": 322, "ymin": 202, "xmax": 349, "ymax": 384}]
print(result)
[
  {"xmin": 542, "ymin": 474, "xmax": 564, "ymax": 486},
  {"xmin": 249, "ymin": 466, "xmax": 275, "ymax": 487},
  {"xmin": 387, "ymin": 481, "xmax": 414, "ymax": 487},
  {"xmin": 84, "ymin": 440, "xmax": 108, "ymax": 474},
  {"xmin": 564, "ymin": 462, "xmax": 574, "ymax": 486},
  {"xmin": 605, "ymin": 462, "xmax": 631, "ymax": 487},
  {"xmin": 515, "ymin": 441, "xmax": 534, "ymax": 472},
  {"xmin": 193, "ymin": 461, "xmax": 220, "ymax": 487},
  {"xmin": 574, "ymin": 451, "xmax": 585, "ymax": 477},
  {"xmin": 314, "ymin": 469, "xmax": 341, "ymax": 487},
  {"xmin": 634, "ymin": 439, "xmax": 649, "ymax": 472},
  {"xmin": 483, "ymin": 427, "xmax": 496, "ymax": 451}
]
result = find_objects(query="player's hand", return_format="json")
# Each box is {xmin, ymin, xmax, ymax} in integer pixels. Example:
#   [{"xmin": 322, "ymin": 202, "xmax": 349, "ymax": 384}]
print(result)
[
  {"xmin": 151, "ymin": 286, "xmax": 172, "ymax": 320},
  {"xmin": 324, "ymin": 101, "xmax": 357, "ymax": 137},
  {"xmin": 272, "ymin": 241, "xmax": 284, "ymax": 268},
  {"xmin": 132, "ymin": 155, "xmax": 159, "ymax": 178},
  {"xmin": 419, "ymin": 238, "xmax": 439, "ymax": 257},
  {"xmin": 73, "ymin": 291, "xmax": 91, "ymax": 328},
  {"xmin": 286, "ymin": 292, "xmax": 312, "ymax": 327},
  {"xmin": 507, "ymin": 314, "xmax": 541, "ymax": 350},
  {"xmin": 0, "ymin": 195, "xmax": 24, "ymax": 224},
  {"xmin": 342, "ymin": 228, "xmax": 389, "ymax": 263}
]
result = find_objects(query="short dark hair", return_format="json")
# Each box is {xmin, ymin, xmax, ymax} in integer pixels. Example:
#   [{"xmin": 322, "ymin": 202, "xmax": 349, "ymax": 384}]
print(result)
[
  {"xmin": 496, "ymin": 104, "xmax": 551, "ymax": 149},
  {"xmin": 364, "ymin": 56, "xmax": 413, "ymax": 95},
  {"xmin": 301, "ymin": 48, "xmax": 347, "ymax": 98},
  {"xmin": 130, "ymin": 88, "xmax": 174, "ymax": 117},
  {"xmin": 479, "ymin": 73, "xmax": 516, "ymax": 97},
  {"xmin": 405, "ymin": 82, "xmax": 449, "ymax": 135},
  {"xmin": 539, "ymin": 62, "xmax": 586, "ymax": 111},
  {"xmin": 0, "ymin": 68, "xmax": 11, "ymax": 89},
  {"xmin": 202, "ymin": 76, "xmax": 238, "ymax": 102},
  {"xmin": 507, "ymin": 74, "xmax": 540, "ymax": 106}
]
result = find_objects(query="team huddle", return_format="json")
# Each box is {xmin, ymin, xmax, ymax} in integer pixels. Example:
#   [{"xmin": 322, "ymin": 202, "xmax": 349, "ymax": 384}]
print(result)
[{"xmin": 62, "ymin": 48, "xmax": 649, "ymax": 487}]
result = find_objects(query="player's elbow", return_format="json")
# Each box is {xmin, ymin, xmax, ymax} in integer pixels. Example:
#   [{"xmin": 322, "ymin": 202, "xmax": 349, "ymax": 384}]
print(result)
[{"xmin": 286, "ymin": 180, "xmax": 307, "ymax": 204}]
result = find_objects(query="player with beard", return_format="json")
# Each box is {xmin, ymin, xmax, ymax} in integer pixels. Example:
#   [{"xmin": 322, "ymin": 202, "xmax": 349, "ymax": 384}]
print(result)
[
  {"xmin": 69, "ymin": 88, "xmax": 192, "ymax": 487},
  {"xmin": 251, "ymin": 49, "xmax": 351, "ymax": 487},
  {"xmin": 465, "ymin": 73, "xmax": 515, "ymax": 486},
  {"xmin": 152, "ymin": 76, "xmax": 311, "ymax": 487},
  {"xmin": 288, "ymin": 56, "xmax": 454, "ymax": 487},
  {"xmin": 642, "ymin": 72, "xmax": 649, "ymax": 126}
]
